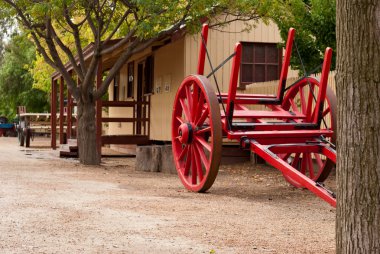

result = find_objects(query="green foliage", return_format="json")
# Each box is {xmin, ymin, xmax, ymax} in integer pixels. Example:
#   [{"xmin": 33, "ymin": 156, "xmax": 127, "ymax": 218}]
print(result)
[
  {"xmin": 0, "ymin": 32, "xmax": 49, "ymax": 120},
  {"xmin": 268, "ymin": 0, "xmax": 336, "ymax": 74}
]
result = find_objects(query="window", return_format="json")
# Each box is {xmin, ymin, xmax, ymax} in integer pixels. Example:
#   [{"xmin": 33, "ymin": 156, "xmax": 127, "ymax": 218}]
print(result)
[
  {"xmin": 144, "ymin": 55, "xmax": 154, "ymax": 95},
  {"xmin": 113, "ymin": 72, "xmax": 120, "ymax": 101},
  {"xmin": 127, "ymin": 62, "xmax": 134, "ymax": 98},
  {"xmin": 240, "ymin": 42, "xmax": 282, "ymax": 85}
]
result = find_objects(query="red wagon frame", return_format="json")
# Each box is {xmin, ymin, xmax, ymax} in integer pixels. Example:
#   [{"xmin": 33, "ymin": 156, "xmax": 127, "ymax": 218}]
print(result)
[{"xmin": 172, "ymin": 24, "xmax": 337, "ymax": 207}]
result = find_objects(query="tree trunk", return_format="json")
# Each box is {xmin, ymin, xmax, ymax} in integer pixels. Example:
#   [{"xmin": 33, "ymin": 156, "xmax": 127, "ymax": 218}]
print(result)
[
  {"xmin": 77, "ymin": 97, "xmax": 100, "ymax": 165},
  {"xmin": 336, "ymin": 0, "xmax": 380, "ymax": 253}
]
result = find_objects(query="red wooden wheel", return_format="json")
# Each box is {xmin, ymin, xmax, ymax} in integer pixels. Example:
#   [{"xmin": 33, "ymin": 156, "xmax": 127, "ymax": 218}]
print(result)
[
  {"xmin": 280, "ymin": 77, "xmax": 337, "ymax": 187},
  {"xmin": 172, "ymin": 75, "xmax": 222, "ymax": 192}
]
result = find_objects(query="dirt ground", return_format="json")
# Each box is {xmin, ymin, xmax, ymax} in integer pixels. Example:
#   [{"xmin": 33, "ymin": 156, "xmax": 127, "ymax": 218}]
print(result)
[{"xmin": 0, "ymin": 137, "xmax": 336, "ymax": 254}]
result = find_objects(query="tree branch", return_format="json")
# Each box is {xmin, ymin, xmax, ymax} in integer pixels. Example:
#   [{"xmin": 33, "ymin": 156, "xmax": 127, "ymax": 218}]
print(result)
[
  {"xmin": 100, "ymin": 27, "xmax": 136, "ymax": 55},
  {"xmin": 44, "ymin": 18, "xmax": 79, "ymax": 98},
  {"xmin": 63, "ymin": 4, "xmax": 87, "ymax": 76},
  {"xmin": 48, "ymin": 22, "xmax": 84, "ymax": 81},
  {"xmin": 102, "ymin": 9, "xmax": 132, "ymax": 45}
]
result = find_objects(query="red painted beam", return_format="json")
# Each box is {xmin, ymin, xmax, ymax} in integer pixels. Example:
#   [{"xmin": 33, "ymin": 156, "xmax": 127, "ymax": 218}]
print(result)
[
  {"xmin": 220, "ymin": 109, "xmax": 306, "ymax": 119},
  {"xmin": 225, "ymin": 43, "xmax": 242, "ymax": 129},
  {"xmin": 197, "ymin": 24, "xmax": 209, "ymax": 75},
  {"xmin": 67, "ymin": 87, "xmax": 72, "ymax": 139},
  {"xmin": 51, "ymin": 78, "xmax": 57, "ymax": 149},
  {"xmin": 277, "ymin": 28, "xmax": 295, "ymax": 100},
  {"xmin": 227, "ymin": 129, "xmax": 334, "ymax": 139},
  {"xmin": 313, "ymin": 48, "xmax": 333, "ymax": 124},
  {"xmin": 250, "ymin": 140, "xmax": 336, "ymax": 207},
  {"xmin": 59, "ymin": 76, "xmax": 65, "ymax": 144}
]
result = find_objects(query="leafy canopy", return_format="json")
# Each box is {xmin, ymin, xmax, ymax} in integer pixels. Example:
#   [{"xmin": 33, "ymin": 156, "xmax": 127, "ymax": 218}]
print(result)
[
  {"xmin": 0, "ymin": 32, "xmax": 49, "ymax": 120},
  {"xmin": 0, "ymin": 0, "xmax": 268, "ymax": 97},
  {"xmin": 268, "ymin": 0, "xmax": 336, "ymax": 74}
]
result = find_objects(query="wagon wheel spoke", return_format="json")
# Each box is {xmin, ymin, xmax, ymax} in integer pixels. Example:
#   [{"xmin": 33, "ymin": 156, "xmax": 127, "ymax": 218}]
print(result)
[
  {"xmin": 178, "ymin": 145, "xmax": 188, "ymax": 161},
  {"xmin": 289, "ymin": 99, "xmax": 300, "ymax": 113},
  {"xmin": 180, "ymin": 98, "xmax": 191, "ymax": 122},
  {"xmin": 195, "ymin": 141, "xmax": 210, "ymax": 169},
  {"xmin": 300, "ymin": 154, "xmax": 307, "ymax": 174},
  {"xmin": 280, "ymin": 153, "xmax": 291, "ymax": 161},
  {"xmin": 190, "ymin": 146, "xmax": 198, "ymax": 184},
  {"xmin": 291, "ymin": 153, "xmax": 301, "ymax": 168},
  {"xmin": 314, "ymin": 154, "xmax": 324, "ymax": 168},
  {"xmin": 306, "ymin": 84, "xmax": 315, "ymax": 121},
  {"xmin": 322, "ymin": 107, "xmax": 330, "ymax": 118},
  {"xmin": 194, "ymin": 92, "xmax": 205, "ymax": 123},
  {"xmin": 195, "ymin": 136, "xmax": 211, "ymax": 152},
  {"xmin": 193, "ymin": 144, "xmax": 204, "ymax": 182},
  {"xmin": 306, "ymin": 153, "xmax": 315, "ymax": 179},
  {"xmin": 196, "ymin": 107, "xmax": 209, "ymax": 127},
  {"xmin": 191, "ymin": 84, "xmax": 199, "ymax": 119},
  {"xmin": 176, "ymin": 116, "xmax": 184, "ymax": 124},
  {"xmin": 299, "ymin": 86, "xmax": 307, "ymax": 114},
  {"xmin": 183, "ymin": 146, "xmax": 192, "ymax": 176},
  {"xmin": 185, "ymin": 84, "xmax": 193, "ymax": 121},
  {"xmin": 196, "ymin": 126, "xmax": 211, "ymax": 135}
]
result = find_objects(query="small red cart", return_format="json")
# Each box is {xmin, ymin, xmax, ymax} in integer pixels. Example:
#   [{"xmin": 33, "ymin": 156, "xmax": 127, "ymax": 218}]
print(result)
[{"xmin": 171, "ymin": 24, "xmax": 337, "ymax": 207}]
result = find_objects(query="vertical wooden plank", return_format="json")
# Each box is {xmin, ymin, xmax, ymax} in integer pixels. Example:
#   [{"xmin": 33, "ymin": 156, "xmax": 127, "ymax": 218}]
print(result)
[
  {"xmin": 75, "ymin": 75, "xmax": 80, "ymax": 139},
  {"xmin": 59, "ymin": 76, "xmax": 65, "ymax": 144},
  {"xmin": 51, "ymin": 78, "xmax": 57, "ymax": 149},
  {"xmin": 96, "ymin": 59, "xmax": 103, "ymax": 155},
  {"xmin": 147, "ymin": 97, "xmax": 151, "ymax": 138},
  {"xmin": 67, "ymin": 73, "xmax": 72, "ymax": 139}
]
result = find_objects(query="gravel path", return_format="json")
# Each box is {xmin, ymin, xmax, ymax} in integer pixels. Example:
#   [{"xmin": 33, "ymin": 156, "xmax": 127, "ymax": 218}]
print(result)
[{"xmin": 0, "ymin": 137, "xmax": 335, "ymax": 253}]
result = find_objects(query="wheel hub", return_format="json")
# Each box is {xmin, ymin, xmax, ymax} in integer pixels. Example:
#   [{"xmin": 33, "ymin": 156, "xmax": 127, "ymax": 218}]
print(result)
[{"xmin": 178, "ymin": 123, "xmax": 194, "ymax": 144}]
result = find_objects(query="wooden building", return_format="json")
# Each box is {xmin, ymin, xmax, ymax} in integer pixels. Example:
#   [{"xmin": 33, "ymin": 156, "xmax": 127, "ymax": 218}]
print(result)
[{"xmin": 51, "ymin": 19, "xmax": 296, "ymax": 154}]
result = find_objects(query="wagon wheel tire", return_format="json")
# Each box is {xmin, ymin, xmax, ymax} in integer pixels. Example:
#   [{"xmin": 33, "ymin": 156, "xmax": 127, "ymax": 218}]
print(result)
[
  {"xmin": 19, "ymin": 130, "xmax": 25, "ymax": 147},
  {"xmin": 25, "ymin": 128, "xmax": 31, "ymax": 148},
  {"xmin": 172, "ymin": 75, "xmax": 222, "ymax": 192},
  {"xmin": 281, "ymin": 77, "xmax": 337, "ymax": 188}
]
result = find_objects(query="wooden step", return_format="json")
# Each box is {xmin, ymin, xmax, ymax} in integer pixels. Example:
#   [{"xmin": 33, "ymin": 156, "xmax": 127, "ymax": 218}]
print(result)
[
  {"xmin": 60, "ymin": 150, "xmax": 78, "ymax": 158},
  {"xmin": 69, "ymin": 146, "xmax": 78, "ymax": 152}
]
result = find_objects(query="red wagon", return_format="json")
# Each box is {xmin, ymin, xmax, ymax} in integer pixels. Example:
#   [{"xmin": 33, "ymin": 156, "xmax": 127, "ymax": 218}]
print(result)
[{"xmin": 171, "ymin": 24, "xmax": 337, "ymax": 207}]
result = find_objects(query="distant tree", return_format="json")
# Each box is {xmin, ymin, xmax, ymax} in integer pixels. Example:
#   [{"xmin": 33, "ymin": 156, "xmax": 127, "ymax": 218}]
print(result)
[
  {"xmin": 0, "ymin": 32, "xmax": 49, "ymax": 120},
  {"xmin": 268, "ymin": 0, "xmax": 336, "ymax": 74},
  {"xmin": 0, "ymin": 0, "xmax": 265, "ymax": 165},
  {"xmin": 0, "ymin": 36, "xmax": 4, "ymax": 64},
  {"xmin": 336, "ymin": 0, "xmax": 380, "ymax": 253}
]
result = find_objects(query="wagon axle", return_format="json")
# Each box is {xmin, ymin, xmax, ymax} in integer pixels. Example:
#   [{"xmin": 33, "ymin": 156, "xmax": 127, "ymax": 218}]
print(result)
[{"xmin": 178, "ymin": 123, "xmax": 194, "ymax": 144}]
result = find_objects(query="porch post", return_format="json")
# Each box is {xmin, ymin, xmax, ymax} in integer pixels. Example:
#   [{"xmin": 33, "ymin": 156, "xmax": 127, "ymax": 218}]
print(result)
[
  {"xmin": 96, "ymin": 59, "xmax": 103, "ymax": 156},
  {"xmin": 67, "ymin": 87, "xmax": 72, "ymax": 139},
  {"xmin": 59, "ymin": 76, "xmax": 65, "ymax": 144},
  {"xmin": 51, "ymin": 78, "xmax": 57, "ymax": 149}
]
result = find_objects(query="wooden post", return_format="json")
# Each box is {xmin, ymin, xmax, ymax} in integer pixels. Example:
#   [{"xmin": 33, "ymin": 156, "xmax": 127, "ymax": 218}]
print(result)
[
  {"xmin": 51, "ymin": 78, "xmax": 57, "ymax": 149},
  {"xmin": 96, "ymin": 59, "xmax": 103, "ymax": 156},
  {"xmin": 75, "ymin": 75, "xmax": 80, "ymax": 139},
  {"xmin": 67, "ymin": 87, "xmax": 72, "ymax": 139},
  {"xmin": 59, "ymin": 76, "xmax": 65, "ymax": 144}
]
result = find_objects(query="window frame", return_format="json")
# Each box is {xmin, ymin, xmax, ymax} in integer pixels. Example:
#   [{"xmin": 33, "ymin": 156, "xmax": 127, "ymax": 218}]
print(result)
[{"xmin": 240, "ymin": 42, "xmax": 283, "ymax": 87}]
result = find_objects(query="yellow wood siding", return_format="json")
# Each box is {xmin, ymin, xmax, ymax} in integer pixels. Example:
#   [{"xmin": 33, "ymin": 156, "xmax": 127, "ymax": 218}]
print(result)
[
  {"xmin": 150, "ymin": 39, "xmax": 185, "ymax": 141},
  {"xmin": 184, "ymin": 20, "xmax": 283, "ymax": 93}
]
